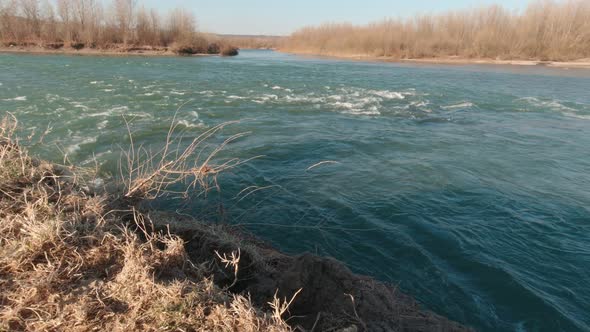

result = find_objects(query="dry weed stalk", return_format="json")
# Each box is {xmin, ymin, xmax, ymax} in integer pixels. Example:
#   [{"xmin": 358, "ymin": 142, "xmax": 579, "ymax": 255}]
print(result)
[
  {"xmin": 268, "ymin": 288, "xmax": 303, "ymax": 325},
  {"xmin": 215, "ymin": 248, "xmax": 241, "ymax": 289},
  {"xmin": 121, "ymin": 113, "xmax": 259, "ymax": 200}
]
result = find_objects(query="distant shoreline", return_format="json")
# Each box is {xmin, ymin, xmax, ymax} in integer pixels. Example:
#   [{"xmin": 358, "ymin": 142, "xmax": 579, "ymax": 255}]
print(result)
[
  {"xmin": 281, "ymin": 50, "xmax": 590, "ymax": 69},
  {"xmin": 0, "ymin": 46, "xmax": 224, "ymax": 57},
  {"xmin": 4, "ymin": 46, "xmax": 590, "ymax": 69}
]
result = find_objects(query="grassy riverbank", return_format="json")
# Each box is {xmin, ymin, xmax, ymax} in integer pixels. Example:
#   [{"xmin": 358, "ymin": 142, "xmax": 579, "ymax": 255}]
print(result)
[{"xmin": 0, "ymin": 116, "xmax": 470, "ymax": 331}]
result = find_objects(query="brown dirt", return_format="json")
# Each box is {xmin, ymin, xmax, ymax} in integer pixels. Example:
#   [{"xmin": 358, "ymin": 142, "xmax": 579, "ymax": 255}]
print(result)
[{"xmin": 157, "ymin": 214, "xmax": 472, "ymax": 332}]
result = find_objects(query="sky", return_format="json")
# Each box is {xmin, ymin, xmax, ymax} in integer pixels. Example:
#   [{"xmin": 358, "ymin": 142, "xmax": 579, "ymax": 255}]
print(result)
[{"xmin": 141, "ymin": 0, "xmax": 534, "ymax": 36}]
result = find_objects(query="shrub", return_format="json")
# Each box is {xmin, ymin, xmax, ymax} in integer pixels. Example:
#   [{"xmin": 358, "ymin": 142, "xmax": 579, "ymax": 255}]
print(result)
[
  {"xmin": 207, "ymin": 42, "xmax": 221, "ymax": 54},
  {"xmin": 220, "ymin": 46, "xmax": 239, "ymax": 56},
  {"xmin": 45, "ymin": 42, "xmax": 64, "ymax": 49},
  {"xmin": 71, "ymin": 42, "xmax": 85, "ymax": 50}
]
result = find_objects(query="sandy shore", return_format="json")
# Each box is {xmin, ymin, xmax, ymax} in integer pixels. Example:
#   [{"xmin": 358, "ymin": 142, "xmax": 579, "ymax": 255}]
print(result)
[{"xmin": 281, "ymin": 50, "xmax": 590, "ymax": 69}]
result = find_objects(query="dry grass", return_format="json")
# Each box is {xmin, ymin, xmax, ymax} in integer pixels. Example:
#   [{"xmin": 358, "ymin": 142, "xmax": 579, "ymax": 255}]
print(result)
[
  {"xmin": 284, "ymin": 0, "xmax": 590, "ymax": 61},
  {"xmin": 0, "ymin": 115, "xmax": 291, "ymax": 332},
  {"xmin": 215, "ymin": 35, "xmax": 284, "ymax": 50},
  {"xmin": 120, "ymin": 115, "xmax": 257, "ymax": 200}
]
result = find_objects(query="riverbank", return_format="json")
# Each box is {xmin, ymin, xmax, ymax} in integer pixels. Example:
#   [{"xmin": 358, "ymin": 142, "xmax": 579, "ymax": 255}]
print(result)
[
  {"xmin": 0, "ymin": 44, "xmax": 239, "ymax": 57},
  {"xmin": 281, "ymin": 50, "xmax": 590, "ymax": 69},
  {"xmin": 0, "ymin": 116, "xmax": 470, "ymax": 331}
]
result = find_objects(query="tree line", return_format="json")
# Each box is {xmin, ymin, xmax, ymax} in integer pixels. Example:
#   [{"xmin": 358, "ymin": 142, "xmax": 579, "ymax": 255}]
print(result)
[
  {"xmin": 0, "ymin": 0, "xmax": 219, "ymax": 52},
  {"xmin": 284, "ymin": 0, "xmax": 590, "ymax": 61}
]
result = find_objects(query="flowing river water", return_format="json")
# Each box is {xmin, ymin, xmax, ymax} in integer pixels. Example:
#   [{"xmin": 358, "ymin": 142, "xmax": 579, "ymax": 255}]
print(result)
[{"xmin": 1, "ymin": 50, "xmax": 590, "ymax": 331}]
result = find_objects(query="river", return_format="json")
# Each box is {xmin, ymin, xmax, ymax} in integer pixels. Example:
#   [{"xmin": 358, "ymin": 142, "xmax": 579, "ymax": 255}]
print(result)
[{"xmin": 1, "ymin": 50, "xmax": 589, "ymax": 331}]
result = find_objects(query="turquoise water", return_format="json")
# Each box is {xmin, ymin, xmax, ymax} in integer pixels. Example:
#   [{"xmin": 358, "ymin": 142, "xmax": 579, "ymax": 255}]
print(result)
[{"xmin": 1, "ymin": 50, "xmax": 590, "ymax": 331}]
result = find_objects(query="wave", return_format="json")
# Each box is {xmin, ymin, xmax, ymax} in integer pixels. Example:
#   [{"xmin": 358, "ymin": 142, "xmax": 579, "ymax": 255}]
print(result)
[
  {"xmin": 562, "ymin": 112, "xmax": 590, "ymax": 120},
  {"xmin": 518, "ymin": 97, "xmax": 577, "ymax": 112},
  {"xmin": 177, "ymin": 119, "xmax": 205, "ymax": 128},
  {"xmin": 97, "ymin": 120, "xmax": 108, "ymax": 129},
  {"xmin": 3, "ymin": 96, "xmax": 27, "ymax": 101},
  {"xmin": 88, "ymin": 105, "xmax": 129, "ymax": 117},
  {"xmin": 227, "ymin": 95, "xmax": 247, "ymax": 100},
  {"xmin": 65, "ymin": 136, "xmax": 97, "ymax": 154},
  {"xmin": 442, "ymin": 102, "xmax": 475, "ymax": 109},
  {"xmin": 370, "ymin": 90, "xmax": 405, "ymax": 99},
  {"xmin": 245, "ymin": 86, "xmax": 425, "ymax": 116},
  {"xmin": 71, "ymin": 102, "xmax": 90, "ymax": 111},
  {"xmin": 518, "ymin": 97, "xmax": 590, "ymax": 120}
]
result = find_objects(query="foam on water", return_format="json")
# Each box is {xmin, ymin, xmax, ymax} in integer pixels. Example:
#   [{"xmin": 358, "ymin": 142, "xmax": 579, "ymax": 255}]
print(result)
[
  {"xmin": 242, "ymin": 85, "xmax": 424, "ymax": 116},
  {"xmin": 97, "ymin": 120, "xmax": 108, "ymax": 129},
  {"xmin": 198, "ymin": 90, "xmax": 215, "ymax": 97},
  {"xmin": 562, "ymin": 112, "xmax": 590, "ymax": 120},
  {"xmin": 442, "ymin": 102, "xmax": 475, "ymax": 109},
  {"xmin": 227, "ymin": 95, "xmax": 247, "ymax": 100},
  {"xmin": 3, "ymin": 96, "xmax": 27, "ymax": 101},
  {"xmin": 517, "ymin": 97, "xmax": 590, "ymax": 121},
  {"xmin": 370, "ymin": 90, "xmax": 405, "ymax": 99},
  {"xmin": 177, "ymin": 119, "xmax": 205, "ymax": 128},
  {"xmin": 71, "ymin": 102, "xmax": 90, "ymax": 111},
  {"xmin": 65, "ymin": 136, "xmax": 97, "ymax": 154},
  {"xmin": 87, "ymin": 105, "xmax": 129, "ymax": 117},
  {"xmin": 518, "ymin": 97, "xmax": 577, "ymax": 112}
]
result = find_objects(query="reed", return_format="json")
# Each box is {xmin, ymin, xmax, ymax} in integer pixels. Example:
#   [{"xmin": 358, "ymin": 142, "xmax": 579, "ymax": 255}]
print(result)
[{"xmin": 284, "ymin": 0, "xmax": 590, "ymax": 61}]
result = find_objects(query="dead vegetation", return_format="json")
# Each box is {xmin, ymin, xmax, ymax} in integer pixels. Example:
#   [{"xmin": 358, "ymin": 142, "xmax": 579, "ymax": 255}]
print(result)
[
  {"xmin": 0, "ymin": 115, "xmax": 289, "ymax": 331},
  {"xmin": 215, "ymin": 35, "xmax": 284, "ymax": 50},
  {"xmin": 0, "ymin": 114, "xmax": 471, "ymax": 331},
  {"xmin": 284, "ymin": 0, "xmax": 590, "ymax": 61},
  {"xmin": 0, "ymin": 0, "xmax": 238, "ymax": 56}
]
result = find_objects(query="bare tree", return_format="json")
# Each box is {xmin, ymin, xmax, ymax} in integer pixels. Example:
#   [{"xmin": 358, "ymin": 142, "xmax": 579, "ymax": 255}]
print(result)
[
  {"xmin": 41, "ymin": 0, "xmax": 57, "ymax": 42},
  {"xmin": 166, "ymin": 7, "xmax": 196, "ymax": 45},
  {"xmin": 114, "ymin": 0, "xmax": 137, "ymax": 46},
  {"xmin": 150, "ymin": 8, "xmax": 160, "ymax": 45},
  {"xmin": 135, "ymin": 6, "xmax": 151, "ymax": 45},
  {"xmin": 0, "ymin": 0, "xmax": 226, "ymax": 54},
  {"xmin": 0, "ymin": 0, "xmax": 18, "ymax": 42},
  {"xmin": 57, "ymin": 0, "xmax": 72, "ymax": 43},
  {"xmin": 21, "ymin": 0, "xmax": 41, "ymax": 40}
]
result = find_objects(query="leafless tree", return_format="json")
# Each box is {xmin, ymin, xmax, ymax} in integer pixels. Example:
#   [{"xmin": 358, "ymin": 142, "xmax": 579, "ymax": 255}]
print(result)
[
  {"xmin": 21, "ymin": 0, "xmax": 41, "ymax": 39},
  {"xmin": 57, "ymin": 0, "xmax": 72, "ymax": 43},
  {"xmin": 114, "ymin": 0, "xmax": 137, "ymax": 46}
]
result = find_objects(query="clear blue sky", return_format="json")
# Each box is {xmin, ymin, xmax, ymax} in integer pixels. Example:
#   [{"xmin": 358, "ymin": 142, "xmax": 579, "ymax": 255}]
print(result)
[{"xmin": 141, "ymin": 0, "xmax": 534, "ymax": 36}]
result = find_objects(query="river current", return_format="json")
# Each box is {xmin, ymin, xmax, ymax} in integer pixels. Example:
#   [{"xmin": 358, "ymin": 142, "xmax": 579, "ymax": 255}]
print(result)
[{"xmin": 1, "ymin": 50, "xmax": 589, "ymax": 331}]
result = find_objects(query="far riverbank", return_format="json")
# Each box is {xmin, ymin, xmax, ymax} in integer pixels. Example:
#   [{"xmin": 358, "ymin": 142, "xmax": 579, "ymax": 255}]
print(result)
[
  {"xmin": 281, "ymin": 50, "xmax": 590, "ymax": 69},
  {"xmin": 0, "ymin": 45, "xmax": 238, "ymax": 57}
]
